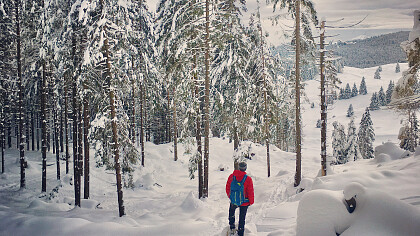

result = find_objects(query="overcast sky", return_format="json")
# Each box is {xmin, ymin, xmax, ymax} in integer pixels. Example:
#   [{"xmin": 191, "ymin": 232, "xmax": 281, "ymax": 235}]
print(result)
[{"xmin": 148, "ymin": 0, "xmax": 417, "ymax": 45}]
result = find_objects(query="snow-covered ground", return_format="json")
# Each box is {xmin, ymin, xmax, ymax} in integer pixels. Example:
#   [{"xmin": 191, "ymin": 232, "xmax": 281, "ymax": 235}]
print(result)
[{"xmin": 1, "ymin": 63, "xmax": 419, "ymax": 236}]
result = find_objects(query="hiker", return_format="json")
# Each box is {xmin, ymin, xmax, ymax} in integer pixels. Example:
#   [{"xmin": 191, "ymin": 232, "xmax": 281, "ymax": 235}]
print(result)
[{"xmin": 226, "ymin": 162, "xmax": 254, "ymax": 236}]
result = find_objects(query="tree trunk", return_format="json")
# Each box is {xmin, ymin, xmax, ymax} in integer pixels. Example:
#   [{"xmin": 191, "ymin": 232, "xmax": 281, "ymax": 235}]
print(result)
[
  {"xmin": 64, "ymin": 81, "xmax": 69, "ymax": 174},
  {"xmin": 1, "ymin": 105, "xmax": 4, "ymax": 174},
  {"xmin": 320, "ymin": 20, "xmax": 327, "ymax": 176},
  {"xmin": 294, "ymin": 0, "xmax": 302, "ymax": 188},
  {"xmin": 203, "ymin": 0, "xmax": 210, "ymax": 198},
  {"xmin": 233, "ymin": 125, "xmax": 239, "ymax": 170},
  {"xmin": 83, "ymin": 82, "xmax": 90, "ymax": 199},
  {"xmin": 16, "ymin": 0, "xmax": 25, "ymax": 189},
  {"xmin": 41, "ymin": 61, "xmax": 47, "ymax": 192},
  {"xmin": 194, "ymin": 65, "xmax": 203, "ymax": 198},
  {"xmin": 55, "ymin": 103, "xmax": 60, "ymax": 180},
  {"xmin": 140, "ymin": 81, "xmax": 145, "ymax": 167},
  {"xmin": 172, "ymin": 86, "xmax": 178, "ymax": 161},
  {"xmin": 36, "ymin": 112, "xmax": 39, "ymax": 151},
  {"xmin": 104, "ymin": 29, "xmax": 125, "ymax": 217},
  {"xmin": 72, "ymin": 34, "xmax": 81, "ymax": 207},
  {"xmin": 26, "ymin": 110, "xmax": 29, "ymax": 151},
  {"xmin": 60, "ymin": 101, "xmax": 63, "ymax": 153},
  {"xmin": 259, "ymin": 23, "xmax": 270, "ymax": 178},
  {"xmin": 166, "ymin": 87, "xmax": 171, "ymax": 143},
  {"xmin": 131, "ymin": 58, "xmax": 136, "ymax": 145},
  {"xmin": 31, "ymin": 110, "xmax": 35, "ymax": 151}
]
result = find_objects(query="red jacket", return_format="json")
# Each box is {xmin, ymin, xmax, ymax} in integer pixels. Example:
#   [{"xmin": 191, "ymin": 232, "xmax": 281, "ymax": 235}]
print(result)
[{"xmin": 226, "ymin": 170, "xmax": 254, "ymax": 206}]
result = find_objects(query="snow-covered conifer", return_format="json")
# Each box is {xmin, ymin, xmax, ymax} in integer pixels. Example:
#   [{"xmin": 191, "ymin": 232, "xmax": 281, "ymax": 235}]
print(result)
[
  {"xmin": 378, "ymin": 86, "xmax": 386, "ymax": 106},
  {"xmin": 332, "ymin": 121, "xmax": 347, "ymax": 164},
  {"xmin": 395, "ymin": 62, "xmax": 400, "ymax": 73},
  {"xmin": 344, "ymin": 83, "xmax": 351, "ymax": 99},
  {"xmin": 351, "ymin": 83, "xmax": 358, "ymax": 97},
  {"xmin": 386, "ymin": 81, "xmax": 394, "ymax": 104},
  {"xmin": 358, "ymin": 108, "xmax": 375, "ymax": 159},
  {"xmin": 369, "ymin": 92, "xmax": 380, "ymax": 110},
  {"xmin": 347, "ymin": 119, "xmax": 360, "ymax": 161},
  {"xmin": 347, "ymin": 104, "xmax": 354, "ymax": 117},
  {"xmin": 359, "ymin": 77, "xmax": 367, "ymax": 95},
  {"xmin": 374, "ymin": 67, "xmax": 381, "ymax": 79}
]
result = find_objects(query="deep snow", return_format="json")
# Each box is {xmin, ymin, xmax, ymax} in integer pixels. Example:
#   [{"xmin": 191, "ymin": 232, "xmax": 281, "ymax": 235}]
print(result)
[{"xmin": 1, "ymin": 63, "xmax": 419, "ymax": 236}]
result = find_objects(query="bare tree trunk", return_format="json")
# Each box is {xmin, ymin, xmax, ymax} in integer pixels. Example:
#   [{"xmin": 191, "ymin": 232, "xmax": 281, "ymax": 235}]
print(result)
[
  {"xmin": 140, "ymin": 81, "xmax": 145, "ymax": 167},
  {"xmin": 294, "ymin": 0, "xmax": 302, "ymax": 187},
  {"xmin": 104, "ymin": 30, "xmax": 125, "ymax": 217},
  {"xmin": 31, "ymin": 110, "xmax": 35, "ymax": 151},
  {"xmin": 55, "ymin": 102, "xmax": 60, "ymax": 180},
  {"xmin": 60, "ymin": 101, "xmax": 63, "ymax": 153},
  {"xmin": 259, "ymin": 21, "xmax": 270, "ymax": 178},
  {"xmin": 41, "ymin": 61, "xmax": 47, "ymax": 192},
  {"xmin": 233, "ymin": 125, "xmax": 239, "ymax": 170},
  {"xmin": 172, "ymin": 86, "xmax": 178, "ymax": 161},
  {"xmin": 83, "ymin": 82, "xmax": 89, "ymax": 199},
  {"xmin": 15, "ymin": 0, "xmax": 25, "ymax": 189},
  {"xmin": 194, "ymin": 65, "xmax": 203, "ymax": 198},
  {"xmin": 26, "ymin": 110, "xmax": 29, "ymax": 151},
  {"xmin": 72, "ymin": 34, "xmax": 81, "ymax": 207},
  {"xmin": 203, "ymin": 0, "xmax": 210, "ymax": 198},
  {"xmin": 131, "ymin": 58, "xmax": 136, "ymax": 145},
  {"xmin": 1, "ymin": 104, "xmax": 4, "ymax": 173},
  {"xmin": 64, "ymin": 81, "xmax": 69, "ymax": 174},
  {"xmin": 166, "ymin": 87, "xmax": 171, "ymax": 143},
  {"xmin": 36, "ymin": 112, "xmax": 39, "ymax": 151},
  {"xmin": 320, "ymin": 20, "xmax": 327, "ymax": 176}
]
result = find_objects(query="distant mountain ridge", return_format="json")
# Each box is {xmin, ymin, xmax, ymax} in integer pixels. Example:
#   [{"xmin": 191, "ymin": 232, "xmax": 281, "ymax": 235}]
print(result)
[{"xmin": 328, "ymin": 31, "xmax": 409, "ymax": 68}]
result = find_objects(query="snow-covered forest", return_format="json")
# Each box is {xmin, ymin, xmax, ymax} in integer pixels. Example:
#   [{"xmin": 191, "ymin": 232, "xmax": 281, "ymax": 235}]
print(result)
[{"xmin": 0, "ymin": 0, "xmax": 419, "ymax": 235}]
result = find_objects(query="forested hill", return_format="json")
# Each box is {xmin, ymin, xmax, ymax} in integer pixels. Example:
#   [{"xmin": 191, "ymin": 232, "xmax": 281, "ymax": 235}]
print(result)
[{"xmin": 329, "ymin": 31, "xmax": 409, "ymax": 68}]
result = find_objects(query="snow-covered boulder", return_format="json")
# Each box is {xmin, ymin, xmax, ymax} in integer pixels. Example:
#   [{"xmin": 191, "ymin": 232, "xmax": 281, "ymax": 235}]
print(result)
[
  {"xmin": 374, "ymin": 142, "xmax": 405, "ymax": 161},
  {"xmin": 297, "ymin": 182, "xmax": 420, "ymax": 236},
  {"xmin": 296, "ymin": 189, "xmax": 352, "ymax": 236},
  {"xmin": 341, "ymin": 182, "xmax": 420, "ymax": 236}
]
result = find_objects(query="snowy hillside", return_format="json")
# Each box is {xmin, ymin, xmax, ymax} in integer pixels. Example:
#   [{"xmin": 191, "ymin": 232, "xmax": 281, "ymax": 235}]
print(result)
[{"xmin": 1, "ymin": 63, "xmax": 420, "ymax": 236}]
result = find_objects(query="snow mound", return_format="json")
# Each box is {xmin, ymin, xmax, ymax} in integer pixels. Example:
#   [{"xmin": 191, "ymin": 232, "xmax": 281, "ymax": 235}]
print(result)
[
  {"xmin": 374, "ymin": 153, "xmax": 391, "ymax": 163},
  {"xmin": 135, "ymin": 172, "xmax": 156, "ymax": 189},
  {"xmin": 180, "ymin": 192, "xmax": 204, "ymax": 212},
  {"xmin": 80, "ymin": 199, "xmax": 101, "ymax": 209},
  {"xmin": 296, "ymin": 189, "xmax": 352, "ymax": 236},
  {"xmin": 374, "ymin": 142, "xmax": 405, "ymax": 160},
  {"xmin": 341, "ymin": 183, "xmax": 420, "ymax": 236},
  {"xmin": 297, "ymin": 182, "xmax": 420, "ymax": 236},
  {"xmin": 28, "ymin": 199, "xmax": 71, "ymax": 212}
]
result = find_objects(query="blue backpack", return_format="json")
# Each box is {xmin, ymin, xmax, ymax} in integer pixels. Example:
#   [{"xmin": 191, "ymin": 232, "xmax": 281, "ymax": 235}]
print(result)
[{"xmin": 230, "ymin": 175, "xmax": 249, "ymax": 206}]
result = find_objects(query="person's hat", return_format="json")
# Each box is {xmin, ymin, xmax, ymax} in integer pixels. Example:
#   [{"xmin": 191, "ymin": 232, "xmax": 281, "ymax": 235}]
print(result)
[{"xmin": 239, "ymin": 162, "xmax": 247, "ymax": 171}]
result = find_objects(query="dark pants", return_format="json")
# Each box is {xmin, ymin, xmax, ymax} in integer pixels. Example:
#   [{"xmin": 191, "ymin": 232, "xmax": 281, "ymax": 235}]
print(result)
[{"xmin": 229, "ymin": 203, "xmax": 248, "ymax": 236}]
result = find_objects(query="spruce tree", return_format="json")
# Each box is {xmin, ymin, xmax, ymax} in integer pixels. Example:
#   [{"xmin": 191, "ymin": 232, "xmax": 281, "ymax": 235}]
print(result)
[
  {"xmin": 351, "ymin": 83, "xmax": 358, "ymax": 97},
  {"xmin": 339, "ymin": 88, "xmax": 344, "ymax": 100},
  {"xmin": 332, "ymin": 121, "xmax": 347, "ymax": 164},
  {"xmin": 369, "ymin": 92, "xmax": 380, "ymax": 110},
  {"xmin": 358, "ymin": 108, "xmax": 375, "ymax": 159},
  {"xmin": 347, "ymin": 119, "xmax": 360, "ymax": 161},
  {"xmin": 374, "ymin": 67, "xmax": 381, "ymax": 79},
  {"xmin": 395, "ymin": 62, "xmax": 400, "ymax": 73},
  {"xmin": 385, "ymin": 81, "xmax": 394, "ymax": 104},
  {"xmin": 347, "ymin": 104, "xmax": 354, "ymax": 117},
  {"xmin": 344, "ymin": 83, "xmax": 351, "ymax": 99},
  {"xmin": 378, "ymin": 65, "xmax": 382, "ymax": 72},
  {"xmin": 378, "ymin": 86, "xmax": 386, "ymax": 106},
  {"xmin": 359, "ymin": 77, "xmax": 367, "ymax": 95}
]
